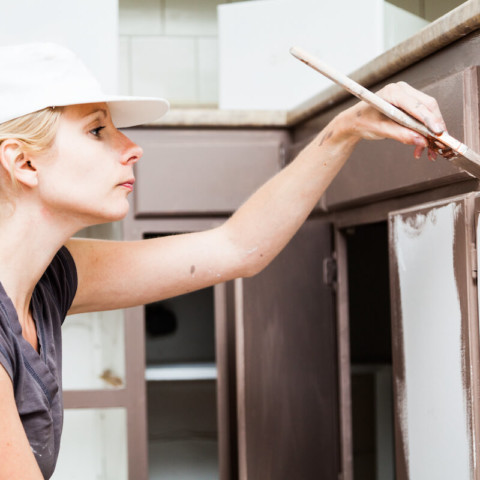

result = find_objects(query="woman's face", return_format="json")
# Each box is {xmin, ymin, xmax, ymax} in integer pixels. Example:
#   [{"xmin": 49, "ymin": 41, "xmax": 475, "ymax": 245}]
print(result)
[{"xmin": 35, "ymin": 102, "xmax": 143, "ymax": 228}]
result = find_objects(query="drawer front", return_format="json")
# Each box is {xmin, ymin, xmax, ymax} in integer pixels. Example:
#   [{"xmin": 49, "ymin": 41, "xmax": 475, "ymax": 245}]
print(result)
[
  {"xmin": 125, "ymin": 129, "xmax": 288, "ymax": 216},
  {"xmin": 325, "ymin": 68, "xmax": 479, "ymax": 209}
]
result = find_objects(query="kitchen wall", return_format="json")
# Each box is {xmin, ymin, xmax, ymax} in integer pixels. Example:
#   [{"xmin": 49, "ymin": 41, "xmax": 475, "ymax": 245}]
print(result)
[
  {"xmin": 119, "ymin": 0, "xmax": 244, "ymax": 107},
  {"xmin": 118, "ymin": 0, "xmax": 467, "ymax": 108}
]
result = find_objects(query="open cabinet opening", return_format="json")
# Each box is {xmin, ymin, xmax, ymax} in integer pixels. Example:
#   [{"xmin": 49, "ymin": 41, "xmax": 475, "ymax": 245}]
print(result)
[
  {"xmin": 143, "ymin": 233, "xmax": 219, "ymax": 480},
  {"xmin": 345, "ymin": 221, "xmax": 395, "ymax": 480}
]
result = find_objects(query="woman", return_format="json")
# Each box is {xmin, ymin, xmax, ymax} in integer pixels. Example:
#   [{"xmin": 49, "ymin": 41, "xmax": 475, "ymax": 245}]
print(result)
[{"xmin": 0, "ymin": 42, "xmax": 445, "ymax": 479}]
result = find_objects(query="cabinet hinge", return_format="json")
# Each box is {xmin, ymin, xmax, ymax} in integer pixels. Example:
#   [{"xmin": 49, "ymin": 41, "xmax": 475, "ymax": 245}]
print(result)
[
  {"xmin": 472, "ymin": 243, "xmax": 478, "ymax": 280},
  {"xmin": 323, "ymin": 255, "xmax": 338, "ymax": 288}
]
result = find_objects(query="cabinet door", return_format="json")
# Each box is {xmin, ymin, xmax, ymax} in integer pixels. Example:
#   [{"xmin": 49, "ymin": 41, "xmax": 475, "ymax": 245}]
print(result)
[
  {"xmin": 389, "ymin": 193, "xmax": 480, "ymax": 480},
  {"xmin": 234, "ymin": 219, "xmax": 339, "ymax": 480}
]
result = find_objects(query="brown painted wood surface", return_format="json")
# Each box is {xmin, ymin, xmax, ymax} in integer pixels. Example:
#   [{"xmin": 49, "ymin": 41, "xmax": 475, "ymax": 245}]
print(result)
[
  {"xmin": 127, "ymin": 129, "xmax": 289, "ymax": 217},
  {"xmin": 235, "ymin": 219, "xmax": 340, "ymax": 480},
  {"xmin": 334, "ymin": 231, "xmax": 353, "ymax": 480},
  {"xmin": 215, "ymin": 281, "xmax": 239, "ymax": 480}
]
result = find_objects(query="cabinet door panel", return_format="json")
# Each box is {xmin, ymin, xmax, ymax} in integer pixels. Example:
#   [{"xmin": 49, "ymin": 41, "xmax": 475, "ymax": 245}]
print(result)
[
  {"xmin": 389, "ymin": 193, "xmax": 480, "ymax": 479},
  {"xmin": 235, "ymin": 219, "xmax": 339, "ymax": 480}
]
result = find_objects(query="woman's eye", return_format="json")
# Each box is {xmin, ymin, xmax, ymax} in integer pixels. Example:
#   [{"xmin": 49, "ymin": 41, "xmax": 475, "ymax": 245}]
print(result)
[{"xmin": 90, "ymin": 126, "xmax": 105, "ymax": 137}]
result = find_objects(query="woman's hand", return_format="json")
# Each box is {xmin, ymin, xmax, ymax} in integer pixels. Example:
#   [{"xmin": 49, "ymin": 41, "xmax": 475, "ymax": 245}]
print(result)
[{"xmin": 333, "ymin": 81, "xmax": 448, "ymax": 161}]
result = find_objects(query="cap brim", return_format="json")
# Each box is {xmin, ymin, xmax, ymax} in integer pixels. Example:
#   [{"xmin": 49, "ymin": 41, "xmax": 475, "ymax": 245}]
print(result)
[{"xmin": 103, "ymin": 95, "xmax": 170, "ymax": 128}]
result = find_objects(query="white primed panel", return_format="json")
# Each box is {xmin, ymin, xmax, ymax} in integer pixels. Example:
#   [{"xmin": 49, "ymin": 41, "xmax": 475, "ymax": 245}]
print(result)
[
  {"xmin": 62, "ymin": 310, "xmax": 126, "ymax": 390},
  {"xmin": 218, "ymin": 0, "xmax": 429, "ymax": 110},
  {"xmin": 52, "ymin": 408, "xmax": 127, "ymax": 480},
  {"xmin": 0, "ymin": 0, "xmax": 118, "ymax": 92},
  {"xmin": 391, "ymin": 202, "xmax": 471, "ymax": 479}
]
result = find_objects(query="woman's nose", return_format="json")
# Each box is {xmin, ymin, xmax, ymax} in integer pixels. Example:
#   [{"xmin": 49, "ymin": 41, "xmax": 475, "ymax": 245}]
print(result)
[{"xmin": 120, "ymin": 134, "xmax": 143, "ymax": 165}]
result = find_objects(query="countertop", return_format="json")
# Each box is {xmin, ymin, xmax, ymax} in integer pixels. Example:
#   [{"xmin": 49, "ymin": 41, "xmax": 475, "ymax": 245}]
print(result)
[{"xmin": 148, "ymin": 0, "xmax": 480, "ymax": 128}]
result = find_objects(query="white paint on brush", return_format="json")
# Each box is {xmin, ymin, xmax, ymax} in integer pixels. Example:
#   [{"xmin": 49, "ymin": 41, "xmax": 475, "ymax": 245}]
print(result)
[{"xmin": 393, "ymin": 202, "xmax": 471, "ymax": 479}]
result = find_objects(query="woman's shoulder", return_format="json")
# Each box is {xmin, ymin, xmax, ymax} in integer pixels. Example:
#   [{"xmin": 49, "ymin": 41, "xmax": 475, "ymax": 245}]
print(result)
[{"xmin": 36, "ymin": 245, "xmax": 78, "ymax": 320}]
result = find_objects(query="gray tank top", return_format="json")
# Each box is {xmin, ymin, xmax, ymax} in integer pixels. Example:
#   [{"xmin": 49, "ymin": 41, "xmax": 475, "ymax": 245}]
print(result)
[{"xmin": 0, "ymin": 246, "xmax": 77, "ymax": 479}]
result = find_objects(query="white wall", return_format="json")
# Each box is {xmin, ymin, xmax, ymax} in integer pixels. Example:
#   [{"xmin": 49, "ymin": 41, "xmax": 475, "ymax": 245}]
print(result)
[
  {"xmin": 0, "ymin": 0, "xmax": 118, "ymax": 92},
  {"xmin": 217, "ymin": 0, "xmax": 429, "ymax": 111},
  {"xmin": 118, "ymin": 0, "xmax": 466, "ymax": 109}
]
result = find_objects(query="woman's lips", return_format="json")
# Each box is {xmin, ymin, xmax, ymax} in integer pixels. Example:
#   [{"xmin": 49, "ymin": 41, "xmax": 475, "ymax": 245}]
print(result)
[{"xmin": 119, "ymin": 178, "xmax": 135, "ymax": 191}]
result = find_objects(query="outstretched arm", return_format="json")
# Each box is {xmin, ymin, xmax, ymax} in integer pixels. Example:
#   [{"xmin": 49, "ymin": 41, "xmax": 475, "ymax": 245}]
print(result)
[{"xmin": 67, "ymin": 82, "xmax": 445, "ymax": 314}]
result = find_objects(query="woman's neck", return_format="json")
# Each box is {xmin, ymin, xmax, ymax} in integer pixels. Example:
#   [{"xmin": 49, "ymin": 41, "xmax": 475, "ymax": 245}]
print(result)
[{"xmin": 0, "ymin": 201, "xmax": 78, "ymax": 322}]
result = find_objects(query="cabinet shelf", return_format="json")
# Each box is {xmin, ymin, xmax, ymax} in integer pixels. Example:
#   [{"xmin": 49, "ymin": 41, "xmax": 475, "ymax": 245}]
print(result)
[{"xmin": 145, "ymin": 363, "xmax": 217, "ymax": 382}]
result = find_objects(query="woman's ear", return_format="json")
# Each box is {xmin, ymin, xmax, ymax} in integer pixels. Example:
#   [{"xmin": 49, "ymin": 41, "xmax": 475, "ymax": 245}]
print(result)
[{"xmin": 0, "ymin": 139, "xmax": 38, "ymax": 188}]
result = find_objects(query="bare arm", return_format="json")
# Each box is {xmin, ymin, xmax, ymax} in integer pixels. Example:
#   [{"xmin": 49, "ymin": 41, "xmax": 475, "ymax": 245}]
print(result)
[
  {"xmin": 67, "ymin": 82, "xmax": 445, "ymax": 314},
  {"xmin": 0, "ymin": 365, "xmax": 44, "ymax": 479}
]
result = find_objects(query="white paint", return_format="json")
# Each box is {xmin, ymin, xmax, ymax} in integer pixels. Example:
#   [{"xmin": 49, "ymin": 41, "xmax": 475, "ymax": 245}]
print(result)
[
  {"xmin": 0, "ymin": 0, "xmax": 118, "ymax": 92},
  {"xmin": 51, "ymin": 408, "xmax": 127, "ymax": 480},
  {"xmin": 145, "ymin": 362, "xmax": 217, "ymax": 381},
  {"xmin": 218, "ymin": 0, "xmax": 429, "ymax": 110},
  {"xmin": 62, "ymin": 309, "xmax": 125, "ymax": 390},
  {"xmin": 392, "ymin": 202, "xmax": 471, "ymax": 479}
]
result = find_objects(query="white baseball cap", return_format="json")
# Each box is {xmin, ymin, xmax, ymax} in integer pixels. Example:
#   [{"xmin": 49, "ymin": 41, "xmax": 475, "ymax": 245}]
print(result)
[{"xmin": 0, "ymin": 42, "xmax": 170, "ymax": 128}]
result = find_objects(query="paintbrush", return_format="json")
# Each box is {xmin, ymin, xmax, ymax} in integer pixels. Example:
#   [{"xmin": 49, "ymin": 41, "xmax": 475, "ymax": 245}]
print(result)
[{"xmin": 290, "ymin": 46, "xmax": 480, "ymax": 178}]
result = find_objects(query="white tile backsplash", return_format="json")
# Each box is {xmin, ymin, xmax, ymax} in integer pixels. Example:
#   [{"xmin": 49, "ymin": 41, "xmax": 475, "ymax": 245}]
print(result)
[
  {"xmin": 119, "ymin": 0, "xmax": 163, "ymax": 35},
  {"xmin": 198, "ymin": 38, "xmax": 219, "ymax": 105},
  {"xmin": 119, "ymin": 36, "xmax": 131, "ymax": 95},
  {"xmin": 164, "ymin": 0, "xmax": 222, "ymax": 36},
  {"xmin": 131, "ymin": 36, "xmax": 197, "ymax": 105}
]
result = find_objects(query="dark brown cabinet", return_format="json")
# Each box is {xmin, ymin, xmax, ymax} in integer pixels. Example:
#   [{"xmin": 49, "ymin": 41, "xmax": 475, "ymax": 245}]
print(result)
[
  {"xmin": 122, "ymin": 130, "xmax": 341, "ymax": 480},
  {"xmin": 121, "ymin": 27, "xmax": 480, "ymax": 480}
]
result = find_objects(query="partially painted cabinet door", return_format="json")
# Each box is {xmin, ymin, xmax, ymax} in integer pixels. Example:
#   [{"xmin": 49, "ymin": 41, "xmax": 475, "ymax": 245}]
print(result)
[
  {"xmin": 234, "ymin": 219, "xmax": 340, "ymax": 480},
  {"xmin": 388, "ymin": 193, "xmax": 480, "ymax": 480}
]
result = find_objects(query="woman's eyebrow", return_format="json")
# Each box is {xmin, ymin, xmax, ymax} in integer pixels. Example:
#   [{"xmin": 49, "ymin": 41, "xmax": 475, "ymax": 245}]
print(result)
[{"xmin": 84, "ymin": 108, "xmax": 108, "ymax": 120}]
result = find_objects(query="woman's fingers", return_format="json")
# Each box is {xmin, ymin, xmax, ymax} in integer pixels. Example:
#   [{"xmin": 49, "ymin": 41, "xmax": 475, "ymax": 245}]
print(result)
[
  {"xmin": 353, "ymin": 104, "xmax": 429, "ymax": 147},
  {"xmin": 414, "ymin": 145, "xmax": 424, "ymax": 159},
  {"xmin": 377, "ymin": 81, "xmax": 447, "ymax": 134}
]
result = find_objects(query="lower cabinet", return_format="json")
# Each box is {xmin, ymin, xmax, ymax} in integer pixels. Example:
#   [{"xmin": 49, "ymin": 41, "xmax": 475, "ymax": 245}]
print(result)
[
  {"xmin": 125, "ymin": 219, "xmax": 340, "ymax": 480},
  {"xmin": 144, "ymin": 286, "xmax": 219, "ymax": 480}
]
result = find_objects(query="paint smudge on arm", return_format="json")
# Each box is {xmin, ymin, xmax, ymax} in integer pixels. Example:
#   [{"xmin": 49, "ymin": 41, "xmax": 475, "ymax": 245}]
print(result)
[{"xmin": 318, "ymin": 130, "xmax": 333, "ymax": 146}]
